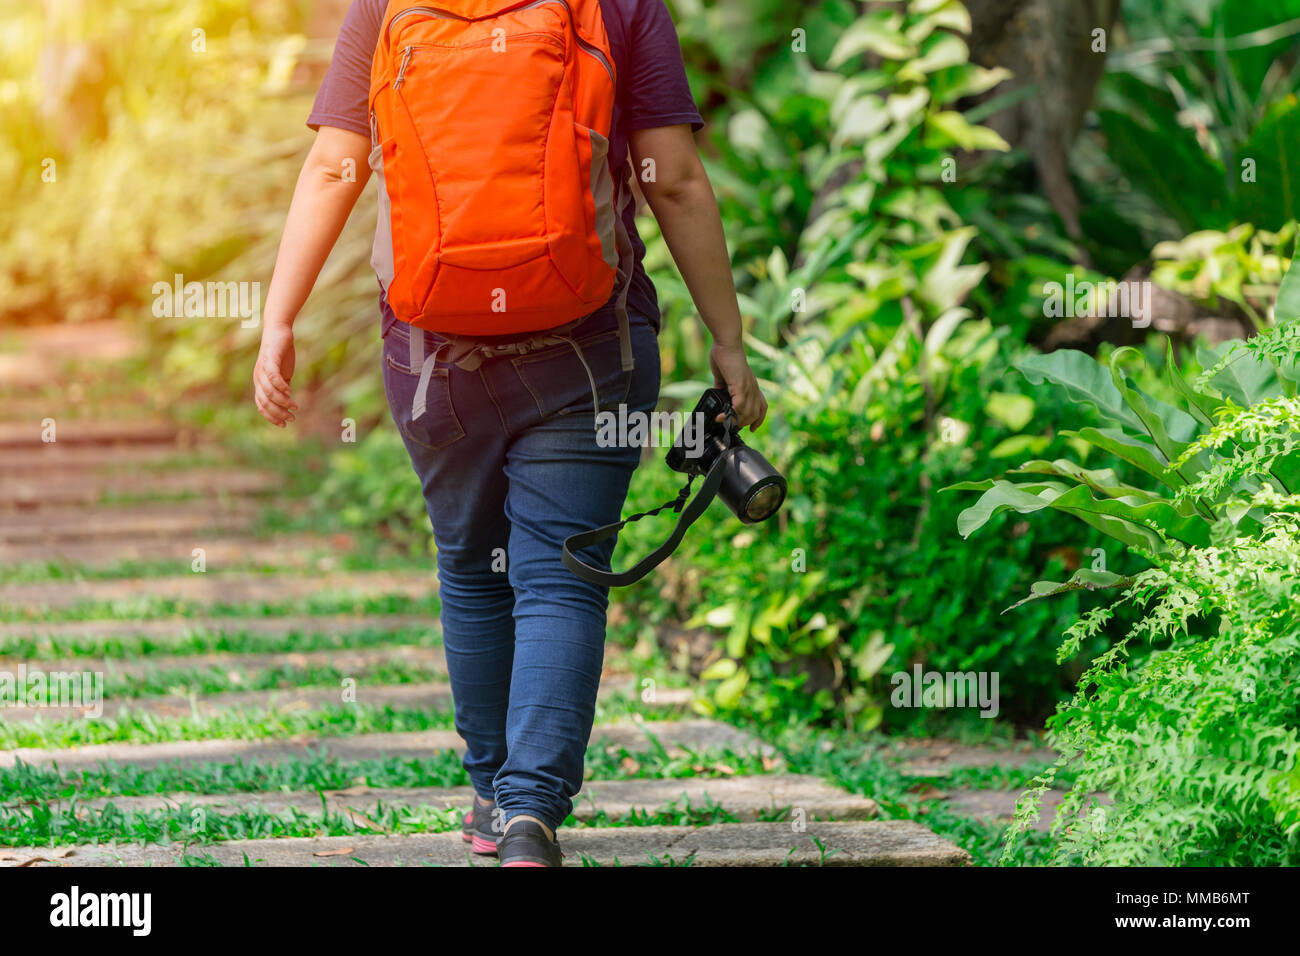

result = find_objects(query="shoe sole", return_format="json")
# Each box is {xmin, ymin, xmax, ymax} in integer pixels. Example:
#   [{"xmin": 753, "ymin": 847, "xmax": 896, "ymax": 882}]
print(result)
[{"xmin": 471, "ymin": 834, "xmax": 502, "ymax": 855}]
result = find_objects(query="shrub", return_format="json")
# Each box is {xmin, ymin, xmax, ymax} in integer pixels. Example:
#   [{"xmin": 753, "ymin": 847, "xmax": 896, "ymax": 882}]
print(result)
[{"xmin": 954, "ymin": 257, "xmax": 1300, "ymax": 865}]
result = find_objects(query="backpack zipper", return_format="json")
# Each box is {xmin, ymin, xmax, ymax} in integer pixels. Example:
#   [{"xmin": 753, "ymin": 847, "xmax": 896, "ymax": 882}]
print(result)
[
  {"xmin": 394, "ymin": 45, "xmax": 415, "ymax": 90},
  {"xmin": 386, "ymin": 1, "xmax": 614, "ymax": 83}
]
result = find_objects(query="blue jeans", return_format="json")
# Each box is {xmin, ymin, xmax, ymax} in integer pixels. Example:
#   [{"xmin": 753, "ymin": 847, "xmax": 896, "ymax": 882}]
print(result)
[{"xmin": 381, "ymin": 307, "xmax": 660, "ymax": 831}]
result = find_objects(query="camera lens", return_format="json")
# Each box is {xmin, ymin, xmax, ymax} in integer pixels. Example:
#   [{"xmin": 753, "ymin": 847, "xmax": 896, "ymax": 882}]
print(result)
[
  {"xmin": 743, "ymin": 481, "xmax": 786, "ymax": 522},
  {"xmin": 719, "ymin": 447, "xmax": 787, "ymax": 524}
]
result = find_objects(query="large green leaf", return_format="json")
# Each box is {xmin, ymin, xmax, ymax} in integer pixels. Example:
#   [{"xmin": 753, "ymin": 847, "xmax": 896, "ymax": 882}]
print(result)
[
  {"xmin": 1108, "ymin": 348, "xmax": 1202, "ymax": 464},
  {"xmin": 1050, "ymin": 486, "xmax": 1211, "ymax": 548},
  {"xmin": 957, "ymin": 479, "xmax": 1207, "ymax": 553},
  {"xmin": 1274, "ymin": 452, "xmax": 1300, "ymax": 496},
  {"xmin": 1008, "ymin": 459, "xmax": 1172, "ymax": 505},
  {"xmin": 1196, "ymin": 341, "xmax": 1282, "ymax": 406},
  {"xmin": 924, "ymin": 110, "xmax": 1011, "ymax": 152},
  {"xmin": 907, "ymin": 33, "xmax": 970, "ymax": 74},
  {"xmin": 1015, "ymin": 350, "xmax": 1144, "ymax": 434},
  {"xmin": 1164, "ymin": 340, "xmax": 1226, "ymax": 428},
  {"xmin": 1275, "ymin": 248, "xmax": 1300, "ymax": 323},
  {"xmin": 955, "ymin": 480, "xmax": 1068, "ymax": 536},
  {"xmin": 828, "ymin": 9, "xmax": 916, "ymax": 66},
  {"xmin": 1004, "ymin": 569, "xmax": 1135, "ymax": 613},
  {"xmin": 1066, "ymin": 427, "xmax": 1183, "ymax": 490},
  {"xmin": 930, "ymin": 63, "xmax": 1011, "ymax": 104}
]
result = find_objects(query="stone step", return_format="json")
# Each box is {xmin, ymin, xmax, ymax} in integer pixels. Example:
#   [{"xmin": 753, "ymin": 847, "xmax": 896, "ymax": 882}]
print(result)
[
  {"xmin": 0, "ymin": 419, "xmax": 180, "ymax": 449},
  {"xmin": 0, "ymin": 719, "xmax": 773, "ymax": 771},
  {"xmin": 0, "ymin": 612, "xmax": 431, "ymax": 651},
  {"xmin": 0, "ymin": 532, "xmax": 354, "ymax": 571},
  {"xmin": 0, "ymin": 821, "xmax": 968, "ymax": 867},
  {"xmin": 0, "ymin": 321, "xmax": 142, "ymax": 389},
  {"xmin": 0, "ymin": 502, "xmax": 260, "ymax": 546},
  {"xmin": 0, "ymin": 644, "xmax": 447, "ymax": 685},
  {"xmin": 0, "ymin": 569, "xmax": 436, "ymax": 613},
  {"xmin": 0, "ymin": 675, "xmax": 686, "ymax": 723},
  {"xmin": 944, "ymin": 788, "xmax": 1108, "ymax": 833},
  {"xmin": 0, "ymin": 445, "xmax": 218, "ymax": 477},
  {"xmin": 55, "ymin": 774, "xmax": 876, "ymax": 823},
  {"xmin": 889, "ymin": 739, "xmax": 1057, "ymax": 777},
  {"xmin": 0, "ymin": 397, "xmax": 161, "ymax": 426},
  {"xmin": 0, "ymin": 468, "xmax": 277, "ymax": 508}
]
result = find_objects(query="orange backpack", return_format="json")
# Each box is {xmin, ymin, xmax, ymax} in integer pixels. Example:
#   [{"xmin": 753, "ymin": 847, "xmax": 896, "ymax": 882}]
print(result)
[{"xmin": 368, "ymin": 0, "xmax": 634, "ymax": 360}]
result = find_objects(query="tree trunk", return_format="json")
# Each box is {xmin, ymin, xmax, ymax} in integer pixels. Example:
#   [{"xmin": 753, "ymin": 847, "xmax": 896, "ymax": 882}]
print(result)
[{"xmin": 965, "ymin": 0, "xmax": 1122, "ymax": 245}]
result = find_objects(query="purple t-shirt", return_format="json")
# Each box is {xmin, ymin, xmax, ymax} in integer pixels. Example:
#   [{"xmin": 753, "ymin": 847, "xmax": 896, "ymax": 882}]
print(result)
[{"xmin": 307, "ymin": 0, "xmax": 704, "ymax": 334}]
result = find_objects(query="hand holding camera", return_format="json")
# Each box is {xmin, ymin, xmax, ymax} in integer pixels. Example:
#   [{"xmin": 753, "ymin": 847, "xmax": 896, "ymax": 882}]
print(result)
[{"xmin": 708, "ymin": 341, "xmax": 768, "ymax": 432}]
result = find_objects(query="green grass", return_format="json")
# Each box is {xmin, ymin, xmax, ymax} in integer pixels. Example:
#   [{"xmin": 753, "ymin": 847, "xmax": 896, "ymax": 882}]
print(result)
[
  {"xmin": 1, "ymin": 551, "xmax": 412, "ymax": 584},
  {"xmin": 0, "ymin": 702, "xmax": 460, "ymax": 751},
  {"xmin": 0, "ymin": 742, "xmax": 766, "ymax": 806},
  {"xmin": 1, "ymin": 792, "xmax": 805, "ymax": 848},
  {"xmin": 0, "ymin": 544, "xmax": 428, "ymax": 585},
  {"xmin": 91, "ymin": 662, "xmax": 450, "ymax": 701},
  {"xmin": 0, "ymin": 621, "xmax": 439, "ymax": 660},
  {"xmin": 0, "ymin": 751, "xmax": 472, "ymax": 803},
  {"xmin": 0, "ymin": 591, "xmax": 442, "ymax": 625},
  {"xmin": 0, "ymin": 690, "xmax": 676, "ymax": 751},
  {"xmin": 0, "ymin": 742, "xmax": 776, "ymax": 848}
]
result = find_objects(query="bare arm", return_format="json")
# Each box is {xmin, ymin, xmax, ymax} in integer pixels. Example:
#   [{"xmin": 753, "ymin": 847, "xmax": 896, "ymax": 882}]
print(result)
[
  {"xmin": 253, "ymin": 126, "xmax": 372, "ymax": 427},
  {"xmin": 630, "ymin": 124, "xmax": 766, "ymax": 430}
]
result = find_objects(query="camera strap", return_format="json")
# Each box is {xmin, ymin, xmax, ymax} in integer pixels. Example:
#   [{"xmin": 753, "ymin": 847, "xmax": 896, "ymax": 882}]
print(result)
[{"xmin": 561, "ymin": 436, "xmax": 732, "ymax": 589}]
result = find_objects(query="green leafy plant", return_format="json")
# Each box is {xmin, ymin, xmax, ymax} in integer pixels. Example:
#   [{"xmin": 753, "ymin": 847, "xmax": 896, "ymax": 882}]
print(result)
[
  {"xmin": 609, "ymin": 1, "xmax": 1128, "ymax": 729},
  {"xmin": 1092, "ymin": 1, "xmax": 1300, "ymax": 239},
  {"xmin": 1149, "ymin": 221, "xmax": 1297, "ymax": 330},
  {"xmin": 951, "ymin": 248, "xmax": 1300, "ymax": 608},
  {"xmin": 1007, "ymin": 395, "xmax": 1300, "ymax": 865},
  {"xmin": 952, "ymin": 255, "xmax": 1300, "ymax": 864}
]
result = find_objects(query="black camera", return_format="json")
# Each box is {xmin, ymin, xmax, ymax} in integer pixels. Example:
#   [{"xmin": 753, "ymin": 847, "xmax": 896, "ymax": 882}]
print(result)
[{"xmin": 666, "ymin": 388, "xmax": 787, "ymax": 524}]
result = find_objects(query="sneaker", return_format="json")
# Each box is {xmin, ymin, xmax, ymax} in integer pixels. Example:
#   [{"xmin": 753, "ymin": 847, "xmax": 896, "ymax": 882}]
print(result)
[
  {"xmin": 461, "ymin": 796, "xmax": 502, "ymax": 856},
  {"xmin": 498, "ymin": 819, "xmax": 564, "ymax": 867}
]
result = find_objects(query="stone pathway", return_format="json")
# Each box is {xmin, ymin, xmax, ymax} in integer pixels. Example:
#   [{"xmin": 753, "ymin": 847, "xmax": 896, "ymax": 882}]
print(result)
[
  {"xmin": 888, "ymin": 738, "xmax": 1058, "ymax": 778},
  {"xmin": 28, "ymin": 774, "xmax": 878, "ymax": 821},
  {"xmin": 0, "ymin": 321, "xmax": 970, "ymax": 867},
  {"xmin": 5, "ymin": 821, "xmax": 965, "ymax": 868}
]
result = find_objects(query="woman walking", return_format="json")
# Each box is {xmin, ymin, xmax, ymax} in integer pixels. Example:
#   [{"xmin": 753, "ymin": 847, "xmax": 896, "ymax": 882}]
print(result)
[{"xmin": 252, "ymin": 0, "xmax": 766, "ymax": 866}]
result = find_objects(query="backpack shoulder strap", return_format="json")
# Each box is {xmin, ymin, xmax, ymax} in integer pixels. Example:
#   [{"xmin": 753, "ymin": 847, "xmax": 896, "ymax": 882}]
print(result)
[{"xmin": 611, "ymin": 166, "xmax": 637, "ymax": 371}]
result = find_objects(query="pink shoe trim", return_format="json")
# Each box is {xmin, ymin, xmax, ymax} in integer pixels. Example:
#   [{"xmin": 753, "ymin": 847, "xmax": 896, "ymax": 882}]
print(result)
[
  {"xmin": 501, "ymin": 861, "xmax": 547, "ymax": 867},
  {"xmin": 472, "ymin": 834, "xmax": 500, "ymax": 854}
]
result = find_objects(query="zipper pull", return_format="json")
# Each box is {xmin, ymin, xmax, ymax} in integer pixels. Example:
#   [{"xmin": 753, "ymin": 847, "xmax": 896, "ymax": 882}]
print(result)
[{"xmin": 394, "ymin": 46, "xmax": 414, "ymax": 91}]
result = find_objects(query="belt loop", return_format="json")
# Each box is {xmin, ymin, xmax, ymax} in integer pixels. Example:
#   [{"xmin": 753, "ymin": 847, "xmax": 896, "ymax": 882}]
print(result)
[{"xmin": 409, "ymin": 324, "xmax": 424, "ymax": 370}]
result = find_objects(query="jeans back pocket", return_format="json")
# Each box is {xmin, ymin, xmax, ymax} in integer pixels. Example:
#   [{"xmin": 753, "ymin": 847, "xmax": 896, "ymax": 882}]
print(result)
[
  {"xmin": 383, "ymin": 337, "xmax": 467, "ymax": 451},
  {"xmin": 511, "ymin": 329, "xmax": 632, "ymax": 420}
]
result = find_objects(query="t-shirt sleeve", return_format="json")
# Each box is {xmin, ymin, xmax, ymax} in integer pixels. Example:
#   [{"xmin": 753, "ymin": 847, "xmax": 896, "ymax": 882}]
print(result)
[
  {"xmin": 306, "ymin": 0, "xmax": 385, "ymax": 138},
  {"xmin": 620, "ymin": 0, "xmax": 704, "ymax": 132}
]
